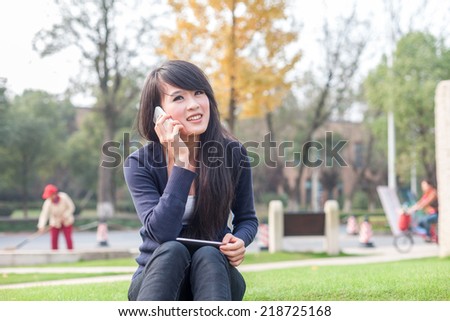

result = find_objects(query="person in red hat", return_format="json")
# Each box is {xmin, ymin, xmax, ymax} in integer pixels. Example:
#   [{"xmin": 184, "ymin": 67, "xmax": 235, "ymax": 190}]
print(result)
[{"xmin": 37, "ymin": 184, "xmax": 76, "ymax": 250}]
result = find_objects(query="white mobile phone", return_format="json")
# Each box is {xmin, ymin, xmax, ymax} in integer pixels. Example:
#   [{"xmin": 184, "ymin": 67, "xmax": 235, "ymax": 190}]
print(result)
[
  {"xmin": 153, "ymin": 106, "xmax": 173, "ymax": 130},
  {"xmin": 153, "ymin": 106, "xmax": 167, "ymax": 124}
]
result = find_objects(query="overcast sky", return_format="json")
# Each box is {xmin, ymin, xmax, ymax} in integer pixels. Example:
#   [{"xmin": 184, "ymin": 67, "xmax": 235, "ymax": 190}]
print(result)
[
  {"xmin": 0, "ymin": 0, "xmax": 448, "ymax": 99},
  {"xmin": 0, "ymin": 0, "xmax": 76, "ymax": 95}
]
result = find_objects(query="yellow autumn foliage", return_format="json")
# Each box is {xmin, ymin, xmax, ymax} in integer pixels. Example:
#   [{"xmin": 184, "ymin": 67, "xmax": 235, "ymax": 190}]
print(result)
[{"xmin": 158, "ymin": 0, "xmax": 301, "ymax": 130}]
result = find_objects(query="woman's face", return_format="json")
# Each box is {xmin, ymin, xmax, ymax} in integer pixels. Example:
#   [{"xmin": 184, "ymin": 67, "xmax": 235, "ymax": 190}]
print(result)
[
  {"xmin": 160, "ymin": 82, "xmax": 210, "ymax": 140},
  {"xmin": 421, "ymin": 180, "xmax": 431, "ymax": 192}
]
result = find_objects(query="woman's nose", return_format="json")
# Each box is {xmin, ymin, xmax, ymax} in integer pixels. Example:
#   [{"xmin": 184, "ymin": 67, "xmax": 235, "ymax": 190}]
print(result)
[{"xmin": 187, "ymin": 96, "xmax": 200, "ymax": 110}]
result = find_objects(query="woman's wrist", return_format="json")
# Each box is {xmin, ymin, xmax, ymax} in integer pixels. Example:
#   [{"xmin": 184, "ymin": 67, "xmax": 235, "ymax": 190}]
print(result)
[{"xmin": 174, "ymin": 158, "xmax": 196, "ymax": 172}]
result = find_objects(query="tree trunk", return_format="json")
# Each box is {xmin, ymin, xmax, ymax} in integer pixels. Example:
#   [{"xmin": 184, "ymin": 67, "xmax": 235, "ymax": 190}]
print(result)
[
  {"xmin": 228, "ymin": 86, "xmax": 236, "ymax": 133},
  {"xmin": 343, "ymin": 185, "xmax": 356, "ymax": 213},
  {"xmin": 227, "ymin": 0, "xmax": 237, "ymax": 133},
  {"xmin": 21, "ymin": 157, "xmax": 29, "ymax": 218},
  {"xmin": 97, "ymin": 109, "xmax": 116, "ymax": 222},
  {"xmin": 343, "ymin": 198, "xmax": 353, "ymax": 213},
  {"xmin": 265, "ymin": 112, "xmax": 274, "ymax": 139}
]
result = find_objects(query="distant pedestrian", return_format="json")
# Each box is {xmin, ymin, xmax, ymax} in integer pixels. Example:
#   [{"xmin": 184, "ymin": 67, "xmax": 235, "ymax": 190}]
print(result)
[
  {"xmin": 359, "ymin": 216, "xmax": 374, "ymax": 247},
  {"xmin": 37, "ymin": 184, "xmax": 76, "ymax": 250},
  {"xmin": 346, "ymin": 215, "xmax": 359, "ymax": 235}
]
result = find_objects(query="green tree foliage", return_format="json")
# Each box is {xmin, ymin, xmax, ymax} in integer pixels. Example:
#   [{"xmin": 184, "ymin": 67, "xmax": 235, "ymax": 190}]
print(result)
[
  {"xmin": 0, "ymin": 78, "xmax": 7, "ymax": 111},
  {"xmin": 65, "ymin": 112, "xmax": 103, "ymax": 198},
  {"xmin": 0, "ymin": 78, "xmax": 10, "ymax": 150},
  {"xmin": 0, "ymin": 90, "xmax": 75, "ymax": 216},
  {"xmin": 33, "ymin": 0, "xmax": 152, "ymax": 217},
  {"xmin": 364, "ymin": 32, "xmax": 450, "ymax": 184}
]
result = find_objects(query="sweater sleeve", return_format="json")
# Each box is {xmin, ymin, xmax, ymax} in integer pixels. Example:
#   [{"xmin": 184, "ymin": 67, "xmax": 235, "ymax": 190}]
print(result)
[
  {"xmin": 124, "ymin": 151, "xmax": 197, "ymax": 243},
  {"xmin": 60, "ymin": 193, "xmax": 76, "ymax": 226},
  {"xmin": 230, "ymin": 144, "xmax": 259, "ymax": 246},
  {"xmin": 37, "ymin": 200, "xmax": 50, "ymax": 229}
]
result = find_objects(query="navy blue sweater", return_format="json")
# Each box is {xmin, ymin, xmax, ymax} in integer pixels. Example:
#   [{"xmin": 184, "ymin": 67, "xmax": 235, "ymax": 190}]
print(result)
[{"xmin": 123, "ymin": 141, "xmax": 258, "ymax": 278}]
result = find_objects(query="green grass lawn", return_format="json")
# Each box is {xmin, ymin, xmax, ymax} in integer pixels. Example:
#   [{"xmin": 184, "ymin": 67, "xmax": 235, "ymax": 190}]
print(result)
[
  {"xmin": 244, "ymin": 257, "xmax": 450, "ymax": 300},
  {"xmin": 243, "ymin": 251, "xmax": 354, "ymax": 265},
  {"xmin": 0, "ymin": 273, "xmax": 125, "ymax": 286},
  {"xmin": 1, "ymin": 257, "xmax": 448, "ymax": 301},
  {"xmin": 1, "ymin": 252, "xmax": 336, "ymax": 286},
  {"xmin": 0, "ymin": 281, "xmax": 130, "ymax": 301}
]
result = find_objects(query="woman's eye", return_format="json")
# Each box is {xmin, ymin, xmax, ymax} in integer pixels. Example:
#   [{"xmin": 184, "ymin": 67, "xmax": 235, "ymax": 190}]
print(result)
[
  {"xmin": 195, "ymin": 90, "xmax": 205, "ymax": 95},
  {"xmin": 173, "ymin": 95, "xmax": 183, "ymax": 101}
]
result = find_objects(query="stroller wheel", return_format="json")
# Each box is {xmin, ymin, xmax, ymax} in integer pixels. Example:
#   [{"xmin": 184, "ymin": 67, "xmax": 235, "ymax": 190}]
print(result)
[{"xmin": 394, "ymin": 233, "xmax": 414, "ymax": 253}]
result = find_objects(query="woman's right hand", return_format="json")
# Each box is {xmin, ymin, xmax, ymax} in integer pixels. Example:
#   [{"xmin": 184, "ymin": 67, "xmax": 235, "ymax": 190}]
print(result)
[{"xmin": 154, "ymin": 114, "xmax": 192, "ymax": 170}]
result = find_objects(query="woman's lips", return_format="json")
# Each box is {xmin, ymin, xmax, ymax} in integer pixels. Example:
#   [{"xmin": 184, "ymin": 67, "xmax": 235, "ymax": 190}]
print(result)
[{"xmin": 187, "ymin": 114, "xmax": 202, "ymax": 121}]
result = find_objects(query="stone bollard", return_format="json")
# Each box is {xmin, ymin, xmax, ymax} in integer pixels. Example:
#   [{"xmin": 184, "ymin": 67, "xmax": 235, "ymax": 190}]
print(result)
[
  {"xmin": 268, "ymin": 200, "xmax": 284, "ymax": 253},
  {"xmin": 324, "ymin": 200, "xmax": 340, "ymax": 255},
  {"xmin": 435, "ymin": 80, "xmax": 450, "ymax": 258}
]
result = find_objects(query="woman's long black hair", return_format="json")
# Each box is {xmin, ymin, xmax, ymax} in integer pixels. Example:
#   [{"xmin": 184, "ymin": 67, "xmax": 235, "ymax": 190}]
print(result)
[{"xmin": 137, "ymin": 60, "xmax": 238, "ymax": 240}]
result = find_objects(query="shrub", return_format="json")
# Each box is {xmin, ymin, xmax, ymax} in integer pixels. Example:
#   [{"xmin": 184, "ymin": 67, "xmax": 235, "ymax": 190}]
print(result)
[
  {"xmin": 259, "ymin": 193, "xmax": 289, "ymax": 207},
  {"xmin": 0, "ymin": 204, "xmax": 14, "ymax": 217}
]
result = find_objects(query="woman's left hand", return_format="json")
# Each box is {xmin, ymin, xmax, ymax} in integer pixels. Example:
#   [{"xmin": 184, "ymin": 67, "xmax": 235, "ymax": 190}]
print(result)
[{"xmin": 220, "ymin": 233, "xmax": 245, "ymax": 267}]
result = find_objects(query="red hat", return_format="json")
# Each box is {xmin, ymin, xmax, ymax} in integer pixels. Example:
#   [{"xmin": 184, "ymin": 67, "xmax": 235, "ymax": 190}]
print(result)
[{"xmin": 42, "ymin": 184, "xmax": 58, "ymax": 199}]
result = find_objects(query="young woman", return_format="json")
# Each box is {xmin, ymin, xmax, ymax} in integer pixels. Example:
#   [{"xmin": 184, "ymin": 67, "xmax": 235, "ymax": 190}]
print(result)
[
  {"xmin": 123, "ymin": 60, "xmax": 258, "ymax": 301},
  {"xmin": 407, "ymin": 179, "xmax": 438, "ymax": 242}
]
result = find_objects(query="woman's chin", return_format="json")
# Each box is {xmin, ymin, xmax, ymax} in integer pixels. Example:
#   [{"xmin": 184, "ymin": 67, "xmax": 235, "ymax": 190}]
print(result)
[{"xmin": 181, "ymin": 128, "xmax": 206, "ymax": 141}]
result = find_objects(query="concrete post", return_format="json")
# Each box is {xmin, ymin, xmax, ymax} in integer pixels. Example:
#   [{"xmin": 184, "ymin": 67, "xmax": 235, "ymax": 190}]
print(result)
[
  {"xmin": 324, "ymin": 200, "xmax": 340, "ymax": 255},
  {"xmin": 268, "ymin": 200, "xmax": 284, "ymax": 253},
  {"xmin": 435, "ymin": 80, "xmax": 450, "ymax": 258}
]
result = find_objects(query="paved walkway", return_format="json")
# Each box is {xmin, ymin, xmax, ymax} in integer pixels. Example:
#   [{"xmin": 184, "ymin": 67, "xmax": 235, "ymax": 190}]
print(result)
[{"xmin": 0, "ymin": 241, "xmax": 439, "ymax": 290}]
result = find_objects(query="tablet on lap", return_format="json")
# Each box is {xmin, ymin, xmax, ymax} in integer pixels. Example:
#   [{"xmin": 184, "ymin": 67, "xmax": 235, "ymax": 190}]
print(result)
[{"xmin": 176, "ymin": 237, "xmax": 222, "ymax": 250}]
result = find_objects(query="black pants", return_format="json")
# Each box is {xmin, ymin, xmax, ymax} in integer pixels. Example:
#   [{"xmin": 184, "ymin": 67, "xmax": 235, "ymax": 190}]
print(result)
[{"xmin": 128, "ymin": 241, "xmax": 246, "ymax": 301}]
